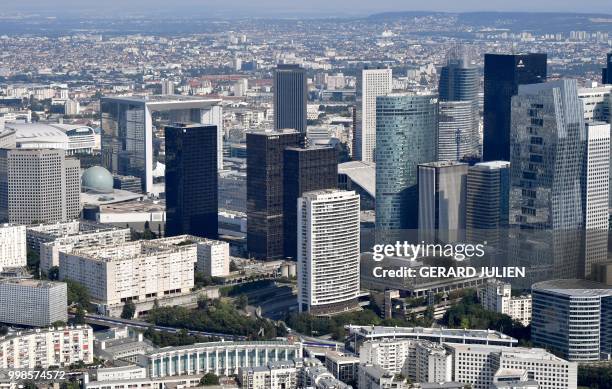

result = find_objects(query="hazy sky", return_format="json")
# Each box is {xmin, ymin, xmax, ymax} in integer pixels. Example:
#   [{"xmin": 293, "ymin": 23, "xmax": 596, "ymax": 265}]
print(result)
[{"xmin": 6, "ymin": 0, "xmax": 612, "ymax": 17}]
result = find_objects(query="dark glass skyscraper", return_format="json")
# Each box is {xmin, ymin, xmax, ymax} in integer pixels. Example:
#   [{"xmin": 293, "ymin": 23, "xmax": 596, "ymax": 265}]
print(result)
[
  {"xmin": 247, "ymin": 130, "xmax": 304, "ymax": 260},
  {"xmin": 603, "ymin": 53, "xmax": 612, "ymax": 84},
  {"xmin": 483, "ymin": 53, "xmax": 547, "ymax": 162},
  {"xmin": 283, "ymin": 146, "xmax": 338, "ymax": 259},
  {"xmin": 165, "ymin": 123, "xmax": 218, "ymax": 239},
  {"xmin": 274, "ymin": 64, "xmax": 307, "ymax": 133}
]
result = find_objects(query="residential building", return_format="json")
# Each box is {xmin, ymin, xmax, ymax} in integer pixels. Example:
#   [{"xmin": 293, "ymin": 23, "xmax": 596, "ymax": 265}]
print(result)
[
  {"xmin": 375, "ymin": 93, "xmax": 437, "ymax": 230},
  {"xmin": 479, "ymin": 280, "xmax": 532, "ymax": 326},
  {"xmin": 155, "ymin": 235, "xmax": 230, "ymax": 277},
  {"xmin": 59, "ymin": 239, "xmax": 195, "ymax": 308},
  {"xmin": 165, "ymin": 123, "xmax": 218, "ymax": 239},
  {"xmin": 100, "ymin": 95, "xmax": 222, "ymax": 194},
  {"xmin": 0, "ymin": 224, "xmax": 26, "ymax": 270},
  {"xmin": 239, "ymin": 360, "xmax": 297, "ymax": 389},
  {"xmin": 0, "ymin": 148, "xmax": 80, "ymax": 224},
  {"xmin": 26, "ymin": 220, "xmax": 130, "ymax": 273},
  {"xmin": 532, "ymin": 279, "xmax": 612, "ymax": 361},
  {"xmin": 297, "ymin": 190, "xmax": 360, "ymax": 314},
  {"xmin": 0, "ymin": 279, "xmax": 67, "ymax": 327},
  {"xmin": 483, "ymin": 53, "xmax": 547, "ymax": 161},
  {"xmin": 358, "ymin": 363, "xmax": 409, "ymax": 389},
  {"xmin": 356, "ymin": 67, "xmax": 392, "ymax": 162},
  {"xmin": 274, "ymin": 64, "xmax": 307, "ymax": 133},
  {"xmin": 0, "ymin": 326, "xmax": 93, "ymax": 369},
  {"xmin": 418, "ymin": 161, "xmax": 468, "ymax": 243}
]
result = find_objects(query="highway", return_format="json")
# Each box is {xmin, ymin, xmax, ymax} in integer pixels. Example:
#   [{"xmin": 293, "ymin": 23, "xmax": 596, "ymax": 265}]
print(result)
[{"xmin": 78, "ymin": 313, "xmax": 247, "ymax": 341}]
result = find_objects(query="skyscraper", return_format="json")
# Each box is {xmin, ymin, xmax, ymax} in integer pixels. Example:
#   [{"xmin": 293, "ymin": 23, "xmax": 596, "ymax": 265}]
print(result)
[
  {"xmin": 602, "ymin": 53, "xmax": 612, "ymax": 85},
  {"xmin": 509, "ymin": 79, "xmax": 586, "ymax": 281},
  {"xmin": 483, "ymin": 53, "xmax": 547, "ymax": 162},
  {"xmin": 274, "ymin": 64, "xmax": 307, "ymax": 133},
  {"xmin": 466, "ymin": 161, "xmax": 510, "ymax": 248},
  {"xmin": 437, "ymin": 101, "xmax": 476, "ymax": 162},
  {"xmin": 438, "ymin": 52, "xmax": 480, "ymax": 160},
  {"xmin": 418, "ymin": 161, "xmax": 468, "ymax": 243},
  {"xmin": 283, "ymin": 146, "xmax": 338, "ymax": 259},
  {"xmin": 583, "ymin": 122, "xmax": 610, "ymax": 278},
  {"xmin": 0, "ymin": 149, "xmax": 80, "ymax": 225},
  {"xmin": 246, "ymin": 130, "xmax": 304, "ymax": 260},
  {"xmin": 297, "ymin": 189, "xmax": 360, "ymax": 314},
  {"xmin": 355, "ymin": 67, "xmax": 392, "ymax": 162},
  {"xmin": 165, "ymin": 123, "xmax": 218, "ymax": 239},
  {"xmin": 101, "ymin": 96, "xmax": 222, "ymax": 194},
  {"xmin": 375, "ymin": 93, "xmax": 438, "ymax": 230}
]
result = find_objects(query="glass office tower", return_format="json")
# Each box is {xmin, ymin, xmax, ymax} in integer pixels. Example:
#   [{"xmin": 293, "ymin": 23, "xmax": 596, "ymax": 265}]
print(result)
[
  {"xmin": 164, "ymin": 123, "xmax": 218, "ymax": 239},
  {"xmin": 375, "ymin": 93, "xmax": 437, "ymax": 230},
  {"xmin": 274, "ymin": 64, "xmax": 307, "ymax": 133},
  {"xmin": 483, "ymin": 53, "xmax": 547, "ymax": 162}
]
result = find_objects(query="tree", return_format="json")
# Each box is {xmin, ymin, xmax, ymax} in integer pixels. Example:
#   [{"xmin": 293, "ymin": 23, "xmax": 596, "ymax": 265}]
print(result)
[
  {"xmin": 66, "ymin": 279, "xmax": 91, "ymax": 309},
  {"xmin": 121, "ymin": 300, "xmax": 136, "ymax": 319},
  {"xmin": 236, "ymin": 294, "xmax": 249, "ymax": 310},
  {"xmin": 200, "ymin": 372, "xmax": 220, "ymax": 386}
]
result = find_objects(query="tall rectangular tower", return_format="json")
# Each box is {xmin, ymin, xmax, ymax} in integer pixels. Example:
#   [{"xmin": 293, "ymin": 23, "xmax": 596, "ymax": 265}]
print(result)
[
  {"xmin": 602, "ymin": 53, "xmax": 612, "ymax": 85},
  {"xmin": 274, "ymin": 64, "xmax": 307, "ymax": 133},
  {"xmin": 246, "ymin": 130, "xmax": 304, "ymax": 260},
  {"xmin": 483, "ymin": 53, "xmax": 547, "ymax": 162},
  {"xmin": 164, "ymin": 123, "xmax": 218, "ymax": 239},
  {"xmin": 418, "ymin": 161, "xmax": 468, "ymax": 243},
  {"xmin": 355, "ymin": 68, "xmax": 392, "ymax": 162},
  {"xmin": 297, "ymin": 189, "xmax": 360, "ymax": 314},
  {"xmin": 282, "ymin": 146, "xmax": 338, "ymax": 259}
]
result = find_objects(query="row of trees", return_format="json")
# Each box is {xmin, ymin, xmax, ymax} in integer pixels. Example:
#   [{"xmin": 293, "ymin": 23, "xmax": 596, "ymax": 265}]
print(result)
[{"xmin": 143, "ymin": 327, "xmax": 214, "ymax": 348}]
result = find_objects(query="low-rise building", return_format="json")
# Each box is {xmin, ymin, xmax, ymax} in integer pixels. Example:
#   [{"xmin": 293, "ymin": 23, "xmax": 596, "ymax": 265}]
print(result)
[
  {"xmin": 480, "ymin": 280, "xmax": 532, "ymax": 326},
  {"xmin": 325, "ymin": 351, "xmax": 359, "ymax": 384},
  {"xmin": 239, "ymin": 360, "xmax": 297, "ymax": 389},
  {"xmin": 94, "ymin": 327, "xmax": 157, "ymax": 363},
  {"xmin": 358, "ymin": 363, "xmax": 408, "ymax": 389},
  {"xmin": 0, "ymin": 326, "xmax": 93, "ymax": 368},
  {"xmin": 0, "ymin": 279, "xmax": 67, "ymax": 327}
]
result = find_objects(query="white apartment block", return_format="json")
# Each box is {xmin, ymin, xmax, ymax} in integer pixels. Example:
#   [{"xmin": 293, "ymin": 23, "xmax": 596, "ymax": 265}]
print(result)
[
  {"xmin": 0, "ymin": 326, "xmax": 93, "ymax": 369},
  {"xmin": 415, "ymin": 341, "xmax": 452, "ymax": 384},
  {"xmin": 355, "ymin": 67, "xmax": 392, "ymax": 162},
  {"xmin": 480, "ymin": 280, "xmax": 532, "ymax": 326},
  {"xmin": 0, "ymin": 279, "xmax": 67, "ymax": 327},
  {"xmin": 578, "ymin": 83, "xmax": 612, "ymax": 122},
  {"xmin": 297, "ymin": 189, "xmax": 360, "ymax": 314},
  {"xmin": 0, "ymin": 148, "xmax": 80, "ymax": 225},
  {"xmin": 155, "ymin": 235, "xmax": 230, "ymax": 277},
  {"xmin": 59, "ymin": 239, "xmax": 195, "ymax": 308},
  {"xmin": 446, "ymin": 344, "xmax": 577, "ymax": 389},
  {"xmin": 239, "ymin": 360, "xmax": 297, "ymax": 389},
  {"xmin": 27, "ymin": 220, "xmax": 131, "ymax": 273},
  {"xmin": 0, "ymin": 224, "xmax": 26, "ymax": 270},
  {"xmin": 358, "ymin": 363, "xmax": 409, "ymax": 389}
]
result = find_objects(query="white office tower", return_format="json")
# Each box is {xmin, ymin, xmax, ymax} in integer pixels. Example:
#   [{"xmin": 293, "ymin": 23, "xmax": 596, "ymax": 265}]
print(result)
[
  {"xmin": 418, "ymin": 161, "xmax": 468, "ymax": 243},
  {"xmin": 438, "ymin": 100, "xmax": 477, "ymax": 161},
  {"xmin": 446, "ymin": 344, "xmax": 577, "ymax": 389},
  {"xmin": 0, "ymin": 279, "xmax": 67, "ymax": 327},
  {"xmin": 583, "ymin": 122, "xmax": 610, "ymax": 277},
  {"xmin": 0, "ymin": 148, "xmax": 80, "ymax": 224},
  {"xmin": 578, "ymin": 83, "xmax": 612, "ymax": 122},
  {"xmin": 297, "ymin": 189, "xmax": 360, "ymax": 314},
  {"xmin": 0, "ymin": 224, "xmax": 26, "ymax": 270},
  {"xmin": 59, "ymin": 240, "xmax": 195, "ymax": 313},
  {"xmin": 480, "ymin": 280, "xmax": 532, "ymax": 326},
  {"xmin": 355, "ymin": 67, "xmax": 392, "ymax": 162}
]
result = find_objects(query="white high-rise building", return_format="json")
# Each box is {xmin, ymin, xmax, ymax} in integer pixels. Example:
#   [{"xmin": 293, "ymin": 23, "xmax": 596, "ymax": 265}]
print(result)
[
  {"xmin": 0, "ymin": 224, "xmax": 26, "ymax": 270},
  {"xmin": 355, "ymin": 67, "xmax": 392, "ymax": 162},
  {"xmin": 0, "ymin": 279, "xmax": 67, "ymax": 327},
  {"xmin": 161, "ymin": 79, "xmax": 175, "ymax": 95},
  {"xmin": 297, "ymin": 189, "xmax": 360, "ymax": 314},
  {"xmin": 480, "ymin": 280, "xmax": 532, "ymax": 326},
  {"xmin": 0, "ymin": 148, "xmax": 80, "ymax": 224},
  {"xmin": 154, "ymin": 235, "xmax": 230, "ymax": 277},
  {"xmin": 578, "ymin": 83, "xmax": 612, "ymax": 122},
  {"xmin": 584, "ymin": 122, "xmax": 610, "ymax": 277}
]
